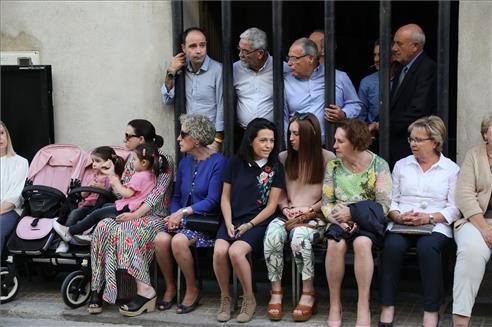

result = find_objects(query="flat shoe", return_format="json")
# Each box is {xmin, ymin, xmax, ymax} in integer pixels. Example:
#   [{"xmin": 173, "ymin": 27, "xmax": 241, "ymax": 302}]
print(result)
[
  {"xmin": 157, "ymin": 295, "xmax": 176, "ymax": 311},
  {"xmin": 378, "ymin": 322, "xmax": 393, "ymax": 327},
  {"xmin": 119, "ymin": 295, "xmax": 156, "ymax": 317},
  {"xmin": 176, "ymin": 294, "xmax": 201, "ymax": 314}
]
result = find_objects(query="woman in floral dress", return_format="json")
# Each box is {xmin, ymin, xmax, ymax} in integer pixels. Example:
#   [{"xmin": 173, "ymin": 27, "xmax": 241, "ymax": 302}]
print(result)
[
  {"xmin": 89, "ymin": 119, "xmax": 174, "ymax": 317},
  {"xmin": 263, "ymin": 112, "xmax": 334, "ymax": 322},
  {"xmin": 322, "ymin": 119, "xmax": 392, "ymax": 327}
]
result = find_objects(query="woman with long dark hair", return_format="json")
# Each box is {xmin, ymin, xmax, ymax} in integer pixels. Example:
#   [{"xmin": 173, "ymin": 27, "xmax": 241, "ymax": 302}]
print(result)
[{"xmin": 89, "ymin": 119, "xmax": 174, "ymax": 317}]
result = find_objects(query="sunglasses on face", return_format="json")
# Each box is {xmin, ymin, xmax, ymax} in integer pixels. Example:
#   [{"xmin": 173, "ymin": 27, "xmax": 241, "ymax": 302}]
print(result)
[
  {"xmin": 124, "ymin": 133, "xmax": 139, "ymax": 141},
  {"xmin": 179, "ymin": 131, "xmax": 190, "ymax": 139}
]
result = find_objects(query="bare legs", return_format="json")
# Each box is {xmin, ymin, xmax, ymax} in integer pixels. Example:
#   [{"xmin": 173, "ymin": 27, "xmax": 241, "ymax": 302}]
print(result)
[
  {"xmin": 154, "ymin": 232, "xmax": 177, "ymax": 303},
  {"xmin": 171, "ymin": 234, "xmax": 199, "ymax": 306},
  {"xmin": 452, "ymin": 314, "xmax": 470, "ymax": 327},
  {"xmin": 325, "ymin": 236, "xmax": 374, "ymax": 326}
]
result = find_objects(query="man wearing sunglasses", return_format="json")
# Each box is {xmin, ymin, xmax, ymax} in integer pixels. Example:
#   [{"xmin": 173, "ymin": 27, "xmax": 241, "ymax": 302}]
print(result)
[
  {"xmin": 161, "ymin": 27, "xmax": 224, "ymax": 151},
  {"xmin": 233, "ymin": 27, "xmax": 273, "ymax": 149},
  {"xmin": 284, "ymin": 37, "xmax": 361, "ymax": 143}
]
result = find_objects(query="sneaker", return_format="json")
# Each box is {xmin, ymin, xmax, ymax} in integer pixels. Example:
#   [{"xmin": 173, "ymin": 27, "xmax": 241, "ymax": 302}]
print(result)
[
  {"xmin": 73, "ymin": 234, "xmax": 92, "ymax": 244},
  {"xmin": 55, "ymin": 241, "xmax": 69, "ymax": 253},
  {"xmin": 53, "ymin": 219, "xmax": 72, "ymax": 242}
]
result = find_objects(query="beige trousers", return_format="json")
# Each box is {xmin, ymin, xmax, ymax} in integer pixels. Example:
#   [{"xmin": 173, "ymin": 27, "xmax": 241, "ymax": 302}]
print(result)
[{"xmin": 452, "ymin": 222, "xmax": 492, "ymax": 316}]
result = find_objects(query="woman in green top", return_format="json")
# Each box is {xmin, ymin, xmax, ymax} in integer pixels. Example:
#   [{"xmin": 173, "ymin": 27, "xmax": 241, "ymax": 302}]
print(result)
[{"xmin": 321, "ymin": 119, "xmax": 392, "ymax": 327}]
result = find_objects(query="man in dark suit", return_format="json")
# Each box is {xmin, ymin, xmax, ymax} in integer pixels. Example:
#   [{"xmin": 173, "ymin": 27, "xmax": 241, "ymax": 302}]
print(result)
[{"xmin": 390, "ymin": 24, "xmax": 436, "ymax": 167}]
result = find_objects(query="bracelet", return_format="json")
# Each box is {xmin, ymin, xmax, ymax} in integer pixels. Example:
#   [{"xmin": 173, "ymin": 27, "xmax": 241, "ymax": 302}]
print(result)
[
  {"xmin": 214, "ymin": 137, "xmax": 223, "ymax": 144},
  {"xmin": 249, "ymin": 221, "xmax": 255, "ymax": 228}
]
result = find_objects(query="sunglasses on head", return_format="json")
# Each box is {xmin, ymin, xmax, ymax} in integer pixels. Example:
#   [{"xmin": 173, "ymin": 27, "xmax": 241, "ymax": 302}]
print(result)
[{"xmin": 290, "ymin": 112, "xmax": 310, "ymax": 122}]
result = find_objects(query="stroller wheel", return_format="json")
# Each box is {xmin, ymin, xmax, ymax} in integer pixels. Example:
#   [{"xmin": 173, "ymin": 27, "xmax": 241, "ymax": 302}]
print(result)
[
  {"xmin": 0, "ymin": 268, "xmax": 19, "ymax": 304},
  {"xmin": 61, "ymin": 270, "xmax": 90, "ymax": 308}
]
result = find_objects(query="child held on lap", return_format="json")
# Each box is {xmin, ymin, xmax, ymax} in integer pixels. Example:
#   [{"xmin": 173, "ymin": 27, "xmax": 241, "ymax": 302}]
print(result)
[{"xmin": 53, "ymin": 143, "xmax": 159, "ymax": 247}]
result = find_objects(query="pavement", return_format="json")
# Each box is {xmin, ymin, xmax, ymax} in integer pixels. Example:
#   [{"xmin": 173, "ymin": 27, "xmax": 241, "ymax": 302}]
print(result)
[{"xmin": 1, "ymin": 266, "xmax": 491, "ymax": 327}]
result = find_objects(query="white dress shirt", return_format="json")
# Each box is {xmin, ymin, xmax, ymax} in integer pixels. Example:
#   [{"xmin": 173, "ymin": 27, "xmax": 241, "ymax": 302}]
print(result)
[
  {"xmin": 233, "ymin": 55, "xmax": 274, "ymax": 128},
  {"xmin": 388, "ymin": 154, "xmax": 460, "ymax": 238}
]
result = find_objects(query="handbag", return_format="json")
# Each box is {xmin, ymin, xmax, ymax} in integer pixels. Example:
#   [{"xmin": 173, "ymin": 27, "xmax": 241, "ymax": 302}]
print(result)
[
  {"xmin": 284, "ymin": 212, "xmax": 320, "ymax": 232},
  {"xmin": 390, "ymin": 223, "xmax": 434, "ymax": 235},
  {"xmin": 185, "ymin": 213, "xmax": 220, "ymax": 236}
]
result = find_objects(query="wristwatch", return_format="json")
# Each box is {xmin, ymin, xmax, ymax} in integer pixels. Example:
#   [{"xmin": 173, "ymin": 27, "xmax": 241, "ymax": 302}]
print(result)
[
  {"xmin": 182, "ymin": 208, "xmax": 190, "ymax": 217},
  {"xmin": 167, "ymin": 71, "xmax": 176, "ymax": 79},
  {"xmin": 428, "ymin": 214, "xmax": 436, "ymax": 225}
]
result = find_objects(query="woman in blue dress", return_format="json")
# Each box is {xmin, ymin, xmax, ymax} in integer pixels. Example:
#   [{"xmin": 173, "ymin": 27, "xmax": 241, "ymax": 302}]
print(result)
[
  {"xmin": 213, "ymin": 118, "xmax": 285, "ymax": 323},
  {"xmin": 154, "ymin": 113, "xmax": 226, "ymax": 314}
]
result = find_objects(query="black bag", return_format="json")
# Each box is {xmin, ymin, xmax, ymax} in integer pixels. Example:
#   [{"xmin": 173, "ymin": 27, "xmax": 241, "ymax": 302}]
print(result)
[
  {"xmin": 185, "ymin": 213, "xmax": 221, "ymax": 237},
  {"xmin": 27, "ymin": 192, "xmax": 62, "ymax": 218}
]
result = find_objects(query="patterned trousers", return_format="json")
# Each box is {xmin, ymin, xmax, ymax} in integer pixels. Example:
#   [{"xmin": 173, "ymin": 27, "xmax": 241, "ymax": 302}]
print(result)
[{"xmin": 264, "ymin": 217, "xmax": 323, "ymax": 282}]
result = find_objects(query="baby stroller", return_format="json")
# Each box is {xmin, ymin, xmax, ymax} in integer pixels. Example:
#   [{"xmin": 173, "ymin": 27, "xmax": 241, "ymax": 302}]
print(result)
[
  {"xmin": 1, "ymin": 144, "xmax": 87, "ymax": 303},
  {"xmin": 57, "ymin": 145, "xmax": 130, "ymax": 308}
]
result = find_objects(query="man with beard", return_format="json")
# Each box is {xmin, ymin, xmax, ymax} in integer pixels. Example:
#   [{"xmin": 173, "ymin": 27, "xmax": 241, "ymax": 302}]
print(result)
[
  {"xmin": 233, "ymin": 27, "xmax": 273, "ymax": 149},
  {"xmin": 162, "ymin": 27, "xmax": 224, "ymax": 150}
]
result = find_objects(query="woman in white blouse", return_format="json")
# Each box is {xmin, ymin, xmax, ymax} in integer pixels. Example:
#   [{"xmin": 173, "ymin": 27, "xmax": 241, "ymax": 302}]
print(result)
[
  {"xmin": 378, "ymin": 116, "xmax": 460, "ymax": 327},
  {"xmin": 0, "ymin": 121, "xmax": 29, "ymax": 259}
]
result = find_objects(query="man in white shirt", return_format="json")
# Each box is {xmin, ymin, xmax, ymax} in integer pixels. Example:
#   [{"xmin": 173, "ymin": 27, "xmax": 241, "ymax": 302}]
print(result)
[{"xmin": 233, "ymin": 27, "xmax": 273, "ymax": 148}]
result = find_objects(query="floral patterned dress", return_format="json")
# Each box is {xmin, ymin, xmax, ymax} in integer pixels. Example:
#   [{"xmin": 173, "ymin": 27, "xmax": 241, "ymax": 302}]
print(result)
[
  {"xmin": 90, "ymin": 151, "xmax": 174, "ymax": 304},
  {"xmin": 321, "ymin": 151, "xmax": 392, "ymax": 245}
]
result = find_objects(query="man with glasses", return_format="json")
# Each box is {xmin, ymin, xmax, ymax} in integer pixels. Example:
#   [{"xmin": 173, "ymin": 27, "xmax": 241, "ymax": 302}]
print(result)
[
  {"xmin": 284, "ymin": 37, "xmax": 361, "ymax": 144},
  {"xmin": 161, "ymin": 27, "xmax": 224, "ymax": 151},
  {"xmin": 233, "ymin": 27, "xmax": 273, "ymax": 149},
  {"xmin": 389, "ymin": 23, "xmax": 436, "ymax": 166}
]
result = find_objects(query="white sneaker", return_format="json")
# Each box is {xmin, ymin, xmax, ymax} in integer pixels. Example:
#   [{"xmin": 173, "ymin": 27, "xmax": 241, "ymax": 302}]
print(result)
[
  {"xmin": 73, "ymin": 234, "xmax": 92, "ymax": 244},
  {"xmin": 53, "ymin": 219, "xmax": 72, "ymax": 242},
  {"xmin": 55, "ymin": 241, "xmax": 69, "ymax": 253}
]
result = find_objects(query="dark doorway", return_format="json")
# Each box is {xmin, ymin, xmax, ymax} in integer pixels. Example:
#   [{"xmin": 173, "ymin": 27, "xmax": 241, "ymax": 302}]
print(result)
[{"xmin": 199, "ymin": 0, "xmax": 458, "ymax": 159}]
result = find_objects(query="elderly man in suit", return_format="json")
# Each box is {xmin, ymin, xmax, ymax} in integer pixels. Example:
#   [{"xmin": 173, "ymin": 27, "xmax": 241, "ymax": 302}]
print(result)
[{"xmin": 389, "ymin": 23, "xmax": 436, "ymax": 167}]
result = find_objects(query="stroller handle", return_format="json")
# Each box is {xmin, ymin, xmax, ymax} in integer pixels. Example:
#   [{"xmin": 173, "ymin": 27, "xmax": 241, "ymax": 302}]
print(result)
[
  {"xmin": 68, "ymin": 187, "xmax": 117, "ymax": 203},
  {"xmin": 22, "ymin": 185, "xmax": 67, "ymax": 202}
]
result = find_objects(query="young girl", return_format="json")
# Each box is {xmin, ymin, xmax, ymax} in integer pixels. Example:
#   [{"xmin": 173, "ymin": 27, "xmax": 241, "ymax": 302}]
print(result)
[
  {"xmin": 54, "ymin": 146, "xmax": 125, "ymax": 253},
  {"xmin": 53, "ymin": 143, "xmax": 160, "ymax": 247},
  {"xmin": 213, "ymin": 118, "xmax": 285, "ymax": 323}
]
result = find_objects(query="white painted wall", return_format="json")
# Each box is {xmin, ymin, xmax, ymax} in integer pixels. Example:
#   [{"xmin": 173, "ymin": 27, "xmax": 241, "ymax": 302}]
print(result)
[
  {"xmin": 1, "ymin": 1, "xmax": 176, "ymax": 157},
  {"xmin": 457, "ymin": 0, "xmax": 492, "ymax": 164}
]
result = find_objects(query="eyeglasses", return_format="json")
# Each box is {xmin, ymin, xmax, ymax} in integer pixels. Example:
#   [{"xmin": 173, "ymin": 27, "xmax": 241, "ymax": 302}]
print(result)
[
  {"xmin": 285, "ymin": 54, "xmax": 309, "ymax": 62},
  {"xmin": 179, "ymin": 131, "xmax": 190, "ymax": 139},
  {"xmin": 237, "ymin": 46, "xmax": 260, "ymax": 55},
  {"xmin": 124, "ymin": 133, "xmax": 139, "ymax": 141},
  {"xmin": 407, "ymin": 137, "xmax": 432, "ymax": 144}
]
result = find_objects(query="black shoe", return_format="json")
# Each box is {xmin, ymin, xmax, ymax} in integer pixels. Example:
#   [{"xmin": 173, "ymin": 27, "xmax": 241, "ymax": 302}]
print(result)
[
  {"xmin": 157, "ymin": 295, "xmax": 176, "ymax": 311},
  {"xmin": 119, "ymin": 295, "xmax": 156, "ymax": 317},
  {"xmin": 378, "ymin": 322, "xmax": 393, "ymax": 327},
  {"xmin": 176, "ymin": 294, "xmax": 201, "ymax": 314},
  {"xmin": 88, "ymin": 291, "xmax": 103, "ymax": 314}
]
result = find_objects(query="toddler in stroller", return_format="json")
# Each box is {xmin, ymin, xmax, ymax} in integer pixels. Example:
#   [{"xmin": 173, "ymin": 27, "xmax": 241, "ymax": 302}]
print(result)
[
  {"xmin": 53, "ymin": 143, "xmax": 159, "ymax": 250},
  {"xmin": 53, "ymin": 146, "xmax": 125, "ymax": 253}
]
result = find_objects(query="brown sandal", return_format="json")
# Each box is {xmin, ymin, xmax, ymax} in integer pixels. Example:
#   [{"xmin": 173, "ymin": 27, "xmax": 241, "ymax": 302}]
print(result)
[
  {"xmin": 292, "ymin": 291, "xmax": 318, "ymax": 322},
  {"xmin": 267, "ymin": 290, "xmax": 283, "ymax": 321}
]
